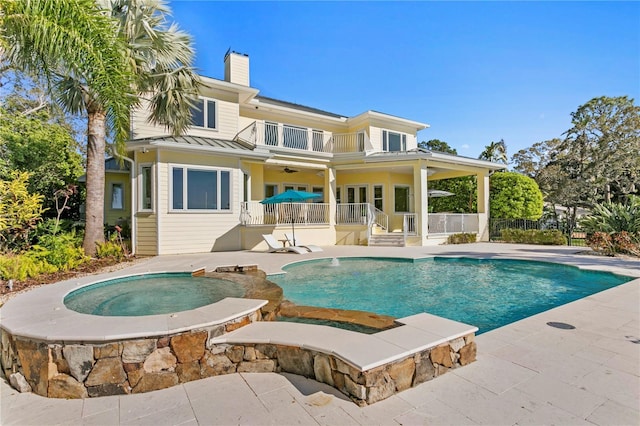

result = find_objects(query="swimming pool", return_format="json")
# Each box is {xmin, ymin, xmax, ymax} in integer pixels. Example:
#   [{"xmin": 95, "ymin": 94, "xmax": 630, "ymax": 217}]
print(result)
[
  {"xmin": 269, "ymin": 257, "xmax": 633, "ymax": 334},
  {"xmin": 64, "ymin": 273, "xmax": 244, "ymax": 316}
]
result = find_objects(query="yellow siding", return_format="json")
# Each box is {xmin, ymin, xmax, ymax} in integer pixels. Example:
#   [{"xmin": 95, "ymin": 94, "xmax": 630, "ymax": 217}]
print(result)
[
  {"xmin": 131, "ymin": 98, "xmax": 239, "ymax": 141},
  {"xmin": 130, "ymin": 101, "xmax": 167, "ymax": 139},
  {"xmin": 136, "ymin": 214, "xmax": 157, "ymax": 256},
  {"xmin": 156, "ymin": 151, "xmax": 243, "ymax": 254},
  {"xmin": 104, "ymin": 172, "xmax": 131, "ymax": 226}
]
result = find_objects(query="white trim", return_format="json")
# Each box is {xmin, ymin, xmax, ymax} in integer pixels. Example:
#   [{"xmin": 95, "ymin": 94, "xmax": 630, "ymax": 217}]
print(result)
[
  {"xmin": 168, "ymin": 163, "xmax": 233, "ymax": 213},
  {"xmin": 137, "ymin": 163, "xmax": 154, "ymax": 213},
  {"xmin": 191, "ymin": 97, "xmax": 218, "ymax": 130},
  {"xmin": 393, "ymin": 185, "xmax": 411, "ymax": 213}
]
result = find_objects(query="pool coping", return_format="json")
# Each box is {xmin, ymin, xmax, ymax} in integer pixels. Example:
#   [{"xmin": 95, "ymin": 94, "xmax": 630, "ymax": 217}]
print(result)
[{"xmin": 1, "ymin": 244, "xmax": 638, "ymax": 344}]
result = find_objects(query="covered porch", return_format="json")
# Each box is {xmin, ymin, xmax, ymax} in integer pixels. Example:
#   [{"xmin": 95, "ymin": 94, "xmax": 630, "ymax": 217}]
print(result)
[{"xmin": 239, "ymin": 201, "xmax": 481, "ymax": 248}]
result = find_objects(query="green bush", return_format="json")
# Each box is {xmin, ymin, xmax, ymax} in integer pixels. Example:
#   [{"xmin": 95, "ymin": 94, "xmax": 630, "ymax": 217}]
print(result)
[
  {"xmin": 96, "ymin": 239, "xmax": 125, "ymax": 260},
  {"xmin": 0, "ymin": 171, "xmax": 45, "ymax": 252},
  {"xmin": 447, "ymin": 233, "xmax": 477, "ymax": 244},
  {"xmin": 490, "ymin": 172, "xmax": 543, "ymax": 219},
  {"xmin": 580, "ymin": 196, "xmax": 640, "ymax": 235},
  {"xmin": 29, "ymin": 231, "xmax": 88, "ymax": 270},
  {"xmin": 0, "ymin": 253, "xmax": 57, "ymax": 281},
  {"xmin": 500, "ymin": 228, "xmax": 566, "ymax": 245}
]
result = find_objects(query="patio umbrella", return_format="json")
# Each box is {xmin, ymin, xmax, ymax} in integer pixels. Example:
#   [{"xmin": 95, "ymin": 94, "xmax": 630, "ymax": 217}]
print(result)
[
  {"xmin": 260, "ymin": 190, "xmax": 322, "ymax": 246},
  {"xmin": 427, "ymin": 189, "xmax": 455, "ymax": 198}
]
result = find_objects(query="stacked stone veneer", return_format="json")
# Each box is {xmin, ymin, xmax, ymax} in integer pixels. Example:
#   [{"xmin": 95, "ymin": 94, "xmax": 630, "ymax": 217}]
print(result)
[
  {"xmin": 211, "ymin": 333, "xmax": 476, "ymax": 406},
  {"xmin": 0, "ymin": 311, "xmax": 260, "ymax": 399},
  {"xmin": 2, "ymin": 315, "xmax": 476, "ymax": 405}
]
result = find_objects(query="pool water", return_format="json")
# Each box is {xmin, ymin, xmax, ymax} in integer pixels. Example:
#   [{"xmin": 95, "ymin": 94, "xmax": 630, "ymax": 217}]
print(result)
[
  {"xmin": 64, "ymin": 273, "xmax": 244, "ymax": 316},
  {"xmin": 269, "ymin": 257, "xmax": 633, "ymax": 334}
]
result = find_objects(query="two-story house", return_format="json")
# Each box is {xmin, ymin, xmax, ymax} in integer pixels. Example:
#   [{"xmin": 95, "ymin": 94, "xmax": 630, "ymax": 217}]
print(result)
[{"xmin": 105, "ymin": 51, "xmax": 504, "ymax": 255}]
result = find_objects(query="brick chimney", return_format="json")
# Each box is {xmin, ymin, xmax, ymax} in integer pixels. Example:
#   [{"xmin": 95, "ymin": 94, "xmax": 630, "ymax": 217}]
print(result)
[{"xmin": 224, "ymin": 50, "xmax": 250, "ymax": 86}]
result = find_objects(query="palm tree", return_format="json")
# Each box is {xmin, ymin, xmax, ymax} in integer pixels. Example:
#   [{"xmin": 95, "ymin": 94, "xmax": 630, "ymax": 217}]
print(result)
[
  {"xmin": 2, "ymin": 0, "xmax": 200, "ymax": 255},
  {"xmin": 479, "ymin": 139, "xmax": 508, "ymax": 164}
]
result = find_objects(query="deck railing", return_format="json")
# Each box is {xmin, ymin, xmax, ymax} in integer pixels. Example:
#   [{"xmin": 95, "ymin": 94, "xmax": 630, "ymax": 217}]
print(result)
[
  {"xmin": 240, "ymin": 202, "xmax": 329, "ymax": 226},
  {"xmin": 428, "ymin": 213, "xmax": 478, "ymax": 234},
  {"xmin": 235, "ymin": 121, "xmax": 371, "ymax": 153},
  {"xmin": 403, "ymin": 213, "xmax": 417, "ymax": 237}
]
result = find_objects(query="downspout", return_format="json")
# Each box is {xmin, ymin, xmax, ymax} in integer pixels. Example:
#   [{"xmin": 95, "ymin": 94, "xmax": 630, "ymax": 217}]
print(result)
[{"xmin": 113, "ymin": 152, "xmax": 136, "ymax": 256}]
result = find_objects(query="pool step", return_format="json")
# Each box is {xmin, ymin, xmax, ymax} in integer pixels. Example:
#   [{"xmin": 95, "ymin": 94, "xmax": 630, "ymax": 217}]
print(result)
[{"xmin": 368, "ymin": 233, "xmax": 405, "ymax": 247}]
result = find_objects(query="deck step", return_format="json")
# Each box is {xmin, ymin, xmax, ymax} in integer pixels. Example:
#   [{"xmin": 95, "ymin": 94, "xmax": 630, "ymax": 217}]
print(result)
[{"xmin": 368, "ymin": 233, "xmax": 405, "ymax": 247}]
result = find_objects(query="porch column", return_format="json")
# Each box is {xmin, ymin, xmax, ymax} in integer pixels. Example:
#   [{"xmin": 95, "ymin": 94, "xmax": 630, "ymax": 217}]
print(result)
[
  {"xmin": 477, "ymin": 171, "xmax": 490, "ymax": 241},
  {"xmin": 326, "ymin": 167, "xmax": 336, "ymax": 226},
  {"xmin": 413, "ymin": 162, "xmax": 429, "ymax": 243}
]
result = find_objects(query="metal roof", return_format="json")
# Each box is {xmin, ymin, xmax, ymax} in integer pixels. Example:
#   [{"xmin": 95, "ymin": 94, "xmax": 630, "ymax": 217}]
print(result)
[{"xmin": 130, "ymin": 135, "xmax": 254, "ymax": 151}]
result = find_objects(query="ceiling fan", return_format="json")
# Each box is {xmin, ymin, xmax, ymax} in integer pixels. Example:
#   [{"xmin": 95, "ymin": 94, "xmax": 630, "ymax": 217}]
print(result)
[{"xmin": 282, "ymin": 166, "xmax": 299, "ymax": 174}]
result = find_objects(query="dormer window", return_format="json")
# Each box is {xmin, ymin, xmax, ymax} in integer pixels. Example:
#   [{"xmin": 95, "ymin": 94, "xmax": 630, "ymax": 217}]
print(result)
[
  {"xmin": 382, "ymin": 130, "xmax": 406, "ymax": 152},
  {"xmin": 191, "ymin": 98, "xmax": 217, "ymax": 129}
]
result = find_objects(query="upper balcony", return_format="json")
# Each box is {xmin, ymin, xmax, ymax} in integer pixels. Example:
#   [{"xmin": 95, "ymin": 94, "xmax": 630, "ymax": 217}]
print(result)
[{"xmin": 235, "ymin": 121, "xmax": 372, "ymax": 154}]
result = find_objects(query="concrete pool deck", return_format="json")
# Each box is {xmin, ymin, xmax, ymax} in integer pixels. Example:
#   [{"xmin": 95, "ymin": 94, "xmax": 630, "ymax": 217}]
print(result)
[{"xmin": 1, "ymin": 243, "xmax": 639, "ymax": 425}]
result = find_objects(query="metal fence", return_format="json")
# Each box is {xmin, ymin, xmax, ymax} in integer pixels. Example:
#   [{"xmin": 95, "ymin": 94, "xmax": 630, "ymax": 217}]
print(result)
[{"xmin": 489, "ymin": 218, "xmax": 587, "ymax": 246}]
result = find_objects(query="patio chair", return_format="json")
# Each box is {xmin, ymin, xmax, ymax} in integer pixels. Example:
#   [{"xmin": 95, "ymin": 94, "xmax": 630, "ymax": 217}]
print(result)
[
  {"xmin": 262, "ymin": 234, "xmax": 307, "ymax": 254},
  {"xmin": 284, "ymin": 233, "xmax": 323, "ymax": 252}
]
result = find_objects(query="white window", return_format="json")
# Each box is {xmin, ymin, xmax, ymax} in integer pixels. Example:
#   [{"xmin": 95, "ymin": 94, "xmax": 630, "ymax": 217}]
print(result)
[
  {"xmin": 394, "ymin": 186, "xmax": 410, "ymax": 213},
  {"xmin": 382, "ymin": 130, "xmax": 407, "ymax": 152},
  {"xmin": 357, "ymin": 130, "xmax": 366, "ymax": 151},
  {"xmin": 139, "ymin": 164, "xmax": 153, "ymax": 212},
  {"xmin": 111, "ymin": 183, "xmax": 124, "ymax": 210},
  {"xmin": 373, "ymin": 185, "xmax": 383, "ymax": 210},
  {"xmin": 284, "ymin": 185, "xmax": 308, "ymax": 192},
  {"xmin": 191, "ymin": 98, "xmax": 217, "ymax": 129},
  {"xmin": 312, "ymin": 186, "xmax": 323, "ymax": 203},
  {"xmin": 265, "ymin": 184, "xmax": 278, "ymax": 198},
  {"xmin": 171, "ymin": 166, "xmax": 231, "ymax": 211}
]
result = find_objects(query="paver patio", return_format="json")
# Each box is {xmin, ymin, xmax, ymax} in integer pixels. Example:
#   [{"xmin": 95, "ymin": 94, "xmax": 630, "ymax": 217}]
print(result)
[{"xmin": 1, "ymin": 243, "xmax": 638, "ymax": 425}]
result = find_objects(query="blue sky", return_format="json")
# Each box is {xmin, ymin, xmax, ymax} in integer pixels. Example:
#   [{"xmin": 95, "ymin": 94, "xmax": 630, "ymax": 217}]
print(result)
[{"xmin": 168, "ymin": 1, "xmax": 639, "ymax": 159}]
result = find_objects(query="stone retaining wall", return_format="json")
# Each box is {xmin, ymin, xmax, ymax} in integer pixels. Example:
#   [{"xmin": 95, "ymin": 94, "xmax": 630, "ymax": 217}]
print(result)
[
  {"xmin": 0, "ymin": 311, "xmax": 260, "ymax": 398},
  {"xmin": 2, "ymin": 312, "xmax": 476, "ymax": 405},
  {"xmin": 211, "ymin": 334, "xmax": 476, "ymax": 406}
]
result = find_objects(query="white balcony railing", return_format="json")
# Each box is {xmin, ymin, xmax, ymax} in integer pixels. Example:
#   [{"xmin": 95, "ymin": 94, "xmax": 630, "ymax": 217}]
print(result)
[
  {"xmin": 240, "ymin": 202, "xmax": 329, "ymax": 226},
  {"xmin": 235, "ymin": 121, "xmax": 371, "ymax": 154},
  {"xmin": 336, "ymin": 203, "xmax": 370, "ymax": 225},
  {"xmin": 403, "ymin": 213, "xmax": 417, "ymax": 237},
  {"xmin": 428, "ymin": 213, "xmax": 479, "ymax": 234}
]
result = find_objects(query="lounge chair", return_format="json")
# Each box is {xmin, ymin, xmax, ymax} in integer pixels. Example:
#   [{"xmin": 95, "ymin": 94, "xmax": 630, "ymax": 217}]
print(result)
[
  {"xmin": 262, "ymin": 234, "xmax": 307, "ymax": 254},
  {"xmin": 284, "ymin": 233, "xmax": 323, "ymax": 252}
]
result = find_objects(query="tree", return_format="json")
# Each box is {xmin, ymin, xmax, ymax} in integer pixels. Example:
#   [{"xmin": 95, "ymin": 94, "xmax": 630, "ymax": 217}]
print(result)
[
  {"xmin": 560, "ymin": 96, "xmax": 639, "ymax": 203},
  {"xmin": 2, "ymin": 0, "xmax": 200, "ymax": 255},
  {"xmin": 419, "ymin": 139, "xmax": 458, "ymax": 155},
  {"xmin": 1, "ymin": 0, "xmax": 136, "ymax": 254},
  {"xmin": 417, "ymin": 140, "xmax": 477, "ymax": 213},
  {"xmin": 489, "ymin": 172, "xmax": 543, "ymax": 219},
  {"xmin": 479, "ymin": 139, "xmax": 508, "ymax": 164},
  {"xmin": 513, "ymin": 96, "xmax": 640, "ymax": 239},
  {"xmin": 428, "ymin": 176, "xmax": 477, "ymax": 213},
  {"xmin": 0, "ymin": 80, "xmax": 85, "ymax": 215}
]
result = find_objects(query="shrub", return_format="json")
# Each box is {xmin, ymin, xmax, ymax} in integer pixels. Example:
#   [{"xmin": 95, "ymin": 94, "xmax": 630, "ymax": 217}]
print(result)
[
  {"xmin": 0, "ymin": 253, "xmax": 57, "ymax": 281},
  {"xmin": 586, "ymin": 231, "xmax": 640, "ymax": 257},
  {"xmin": 490, "ymin": 172, "xmax": 544, "ymax": 220},
  {"xmin": 500, "ymin": 228, "xmax": 566, "ymax": 245},
  {"xmin": 96, "ymin": 239, "xmax": 125, "ymax": 260},
  {"xmin": 580, "ymin": 196, "xmax": 640, "ymax": 235},
  {"xmin": 29, "ymin": 231, "xmax": 88, "ymax": 270},
  {"xmin": 0, "ymin": 171, "xmax": 45, "ymax": 252},
  {"xmin": 447, "ymin": 233, "xmax": 477, "ymax": 244}
]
